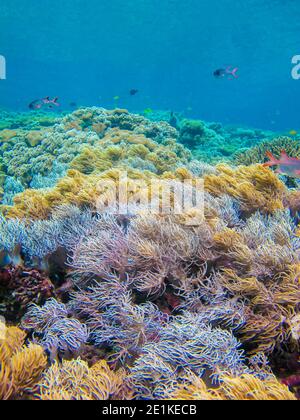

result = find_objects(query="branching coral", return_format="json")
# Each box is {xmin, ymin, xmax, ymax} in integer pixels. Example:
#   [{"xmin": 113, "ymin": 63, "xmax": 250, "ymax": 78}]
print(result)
[
  {"xmin": 0, "ymin": 321, "xmax": 47, "ymax": 400},
  {"xmin": 234, "ymin": 136, "xmax": 300, "ymax": 166},
  {"xmin": 0, "ymin": 107, "xmax": 180, "ymax": 185}
]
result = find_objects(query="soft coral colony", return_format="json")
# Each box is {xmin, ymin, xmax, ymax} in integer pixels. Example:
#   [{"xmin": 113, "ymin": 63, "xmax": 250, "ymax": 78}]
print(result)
[{"xmin": 0, "ymin": 108, "xmax": 299, "ymax": 400}]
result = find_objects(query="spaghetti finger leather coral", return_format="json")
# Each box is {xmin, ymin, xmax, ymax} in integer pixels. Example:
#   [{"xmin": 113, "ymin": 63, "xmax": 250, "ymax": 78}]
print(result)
[{"xmin": 0, "ymin": 320, "xmax": 47, "ymax": 400}]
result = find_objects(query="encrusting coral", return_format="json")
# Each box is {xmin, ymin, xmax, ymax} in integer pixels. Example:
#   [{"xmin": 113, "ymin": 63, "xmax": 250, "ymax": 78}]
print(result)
[{"xmin": 0, "ymin": 320, "xmax": 47, "ymax": 400}]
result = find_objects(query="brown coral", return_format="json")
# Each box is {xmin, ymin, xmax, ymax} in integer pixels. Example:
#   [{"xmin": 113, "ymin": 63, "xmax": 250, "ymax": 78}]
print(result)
[{"xmin": 0, "ymin": 265, "xmax": 55, "ymax": 321}]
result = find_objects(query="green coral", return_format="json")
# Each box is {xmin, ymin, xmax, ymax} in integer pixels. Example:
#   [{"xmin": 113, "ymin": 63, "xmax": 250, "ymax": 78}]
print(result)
[{"xmin": 179, "ymin": 119, "xmax": 207, "ymax": 148}]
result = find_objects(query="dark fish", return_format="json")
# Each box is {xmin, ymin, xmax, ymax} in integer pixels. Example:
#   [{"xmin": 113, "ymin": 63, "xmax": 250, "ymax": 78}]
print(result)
[
  {"xmin": 130, "ymin": 89, "xmax": 139, "ymax": 96},
  {"xmin": 213, "ymin": 68, "xmax": 226, "ymax": 78},
  {"xmin": 29, "ymin": 96, "xmax": 60, "ymax": 110},
  {"xmin": 29, "ymin": 99, "xmax": 43, "ymax": 110},
  {"xmin": 69, "ymin": 102, "xmax": 77, "ymax": 108},
  {"xmin": 169, "ymin": 111, "xmax": 178, "ymax": 129},
  {"xmin": 42, "ymin": 97, "xmax": 60, "ymax": 108},
  {"xmin": 213, "ymin": 66, "xmax": 239, "ymax": 79}
]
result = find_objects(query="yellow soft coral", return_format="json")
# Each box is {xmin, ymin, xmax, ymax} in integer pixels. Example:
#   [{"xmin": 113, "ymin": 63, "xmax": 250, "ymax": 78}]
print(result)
[
  {"xmin": 0, "ymin": 321, "xmax": 47, "ymax": 400},
  {"xmin": 204, "ymin": 164, "xmax": 286, "ymax": 214},
  {"xmin": 3, "ymin": 166, "xmax": 199, "ymax": 220},
  {"xmin": 218, "ymin": 267, "xmax": 300, "ymax": 354},
  {"xmin": 70, "ymin": 128, "xmax": 189, "ymax": 175},
  {"xmin": 36, "ymin": 358, "xmax": 132, "ymax": 400},
  {"xmin": 171, "ymin": 373, "xmax": 296, "ymax": 400}
]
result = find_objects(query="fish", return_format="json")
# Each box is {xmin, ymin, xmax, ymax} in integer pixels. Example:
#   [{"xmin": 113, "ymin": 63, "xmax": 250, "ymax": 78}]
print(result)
[
  {"xmin": 169, "ymin": 111, "xmax": 178, "ymax": 129},
  {"xmin": 143, "ymin": 108, "xmax": 153, "ymax": 114},
  {"xmin": 29, "ymin": 97, "xmax": 60, "ymax": 110},
  {"xmin": 130, "ymin": 89, "xmax": 139, "ymax": 96},
  {"xmin": 29, "ymin": 99, "xmax": 44, "ymax": 110},
  {"xmin": 42, "ymin": 97, "xmax": 60, "ymax": 108},
  {"xmin": 289, "ymin": 130, "xmax": 298, "ymax": 136},
  {"xmin": 213, "ymin": 66, "xmax": 239, "ymax": 79},
  {"xmin": 113, "ymin": 96, "xmax": 120, "ymax": 101},
  {"xmin": 69, "ymin": 102, "xmax": 77, "ymax": 108},
  {"xmin": 263, "ymin": 150, "xmax": 300, "ymax": 178}
]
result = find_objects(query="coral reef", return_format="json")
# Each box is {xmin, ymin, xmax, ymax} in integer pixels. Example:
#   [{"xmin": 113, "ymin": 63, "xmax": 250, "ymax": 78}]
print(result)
[
  {"xmin": 234, "ymin": 136, "xmax": 300, "ymax": 166},
  {"xmin": 0, "ymin": 108, "xmax": 299, "ymax": 401},
  {"xmin": 177, "ymin": 118, "xmax": 276, "ymax": 163}
]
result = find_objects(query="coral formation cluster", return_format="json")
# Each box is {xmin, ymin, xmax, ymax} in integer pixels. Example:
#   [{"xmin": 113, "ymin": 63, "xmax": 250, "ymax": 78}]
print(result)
[{"xmin": 0, "ymin": 108, "xmax": 299, "ymax": 400}]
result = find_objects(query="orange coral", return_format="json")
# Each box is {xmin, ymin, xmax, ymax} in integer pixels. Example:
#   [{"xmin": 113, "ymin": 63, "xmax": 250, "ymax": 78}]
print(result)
[{"xmin": 0, "ymin": 321, "xmax": 47, "ymax": 400}]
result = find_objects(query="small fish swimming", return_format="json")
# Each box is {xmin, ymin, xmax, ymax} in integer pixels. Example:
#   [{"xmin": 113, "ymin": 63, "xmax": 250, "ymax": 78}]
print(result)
[
  {"xmin": 213, "ymin": 66, "xmax": 239, "ymax": 79},
  {"xmin": 289, "ymin": 130, "xmax": 298, "ymax": 136},
  {"xmin": 29, "ymin": 99, "xmax": 44, "ymax": 110},
  {"xmin": 130, "ymin": 89, "xmax": 139, "ymax": 96},
  {"xmin": 42, "ymin": 97, "xmax": 60, "ymax": 108},
  {"xmin": 263, "ymin": 150, "xmax": 300, "ymax": 178},
  {"xmin": 29, "ymin": 97, "xmax": 60, "ymax": 110},
  {"xmin": 113, "ymin": 96, "xmax": 120, "ymax": 101}
]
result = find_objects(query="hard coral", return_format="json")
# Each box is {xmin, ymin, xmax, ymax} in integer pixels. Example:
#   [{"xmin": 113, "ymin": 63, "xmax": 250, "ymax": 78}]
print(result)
[{"xmin": 235, "ymin": 136, "xmax": 300, "ymax": 166}]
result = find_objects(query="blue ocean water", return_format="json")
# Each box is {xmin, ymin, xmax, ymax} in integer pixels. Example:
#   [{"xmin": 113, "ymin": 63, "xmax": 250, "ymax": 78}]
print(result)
[{"xmin": 0, "ymin": 0, "xmax": 300, "ymax": 130}]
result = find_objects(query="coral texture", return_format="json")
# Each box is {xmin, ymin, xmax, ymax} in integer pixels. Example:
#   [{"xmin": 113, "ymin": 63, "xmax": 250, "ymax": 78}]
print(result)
[
  {"xmin": 0, "ymin": 321, "xmax": 47, "ymax": 400},
  {"xmin": 0, "ymin": 108, "xmax": 299, "ymax": 401},
  {"xmin": 170, "ymin": 372, "xmax": 296, "ymax": 400}
]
